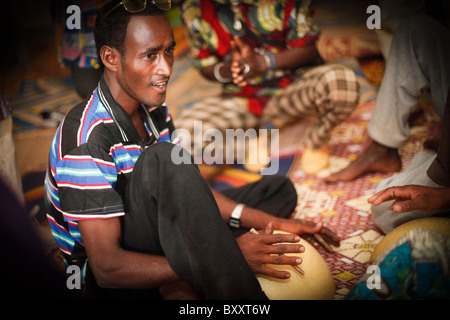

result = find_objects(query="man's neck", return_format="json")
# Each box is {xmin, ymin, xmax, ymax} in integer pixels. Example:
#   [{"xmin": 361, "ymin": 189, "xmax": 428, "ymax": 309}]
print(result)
[
  {"xmin": 103, "ymin": 72, "xmax": 141, "ymax": 117},
  {"xmin": 102, "ymin": 72, "xmax": 149, "ymax": 141}
]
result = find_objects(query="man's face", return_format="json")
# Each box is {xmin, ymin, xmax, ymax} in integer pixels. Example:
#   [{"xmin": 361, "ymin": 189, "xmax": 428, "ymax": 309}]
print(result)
[{"xmin": 117, "ymin": 14, "xmax": 175, "ymax": 107}]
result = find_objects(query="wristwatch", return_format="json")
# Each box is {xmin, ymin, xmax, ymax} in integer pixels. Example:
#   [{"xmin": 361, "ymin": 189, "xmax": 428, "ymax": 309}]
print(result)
[{"xmin": 228, "ymin": 203, "xmax": 245, "ymax": 228}]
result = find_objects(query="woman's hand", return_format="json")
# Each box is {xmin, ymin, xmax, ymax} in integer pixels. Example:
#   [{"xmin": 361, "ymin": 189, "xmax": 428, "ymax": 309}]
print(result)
[{"xmin": 229, "ymin": 36, "xmax": 267, "ymax": 86}]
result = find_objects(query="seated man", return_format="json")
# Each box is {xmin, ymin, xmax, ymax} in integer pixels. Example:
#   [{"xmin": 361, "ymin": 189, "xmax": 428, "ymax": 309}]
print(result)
[
  {"xmin": 44, "ymin": 0, "xmax": 339, "ymax": 299},
  {"xmin": 325, "ymin": 14, "xmax": 450, "ymax": 183},
  {"xmin": 368, "ymin": 88, "xmax": 450, "ymax": 234}
]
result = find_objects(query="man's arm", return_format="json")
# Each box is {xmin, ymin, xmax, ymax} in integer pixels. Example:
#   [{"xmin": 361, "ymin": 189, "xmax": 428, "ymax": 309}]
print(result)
[
  {"xmin": 368, "ymin": 185, "xmax": 450, "ymax": 213},
  {"xmin": 78, "ymin": 217, "xmax": 181, "ymax": 289},
  {"xmin": 211, "ymin": 188, "xmax": 340, "ymax": 247}
]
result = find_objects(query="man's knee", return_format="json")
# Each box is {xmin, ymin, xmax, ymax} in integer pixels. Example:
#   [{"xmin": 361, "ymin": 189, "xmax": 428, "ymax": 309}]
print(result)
[
  {"xmin": 139, "ymin": 142, "xmax": 192, "ymax": 166},
  {"xmin": 133, "ymin": 142, "xmax": 201, "ymax": 189},
  {"xmin": 263, "ymin": 175, "xmax": 298, "ymax": 211}
]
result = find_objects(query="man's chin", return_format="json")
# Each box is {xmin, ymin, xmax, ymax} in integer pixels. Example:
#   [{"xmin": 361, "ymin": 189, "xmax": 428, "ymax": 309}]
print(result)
[{"xmin": 145, "ymin": 94, "xmax": 166, "ymax": 108}]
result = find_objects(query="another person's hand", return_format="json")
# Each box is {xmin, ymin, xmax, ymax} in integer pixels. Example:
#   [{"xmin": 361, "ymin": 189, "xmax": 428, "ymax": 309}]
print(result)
[
  {"xmin": 229, "ymin": 36, "xmax": 267, "ymax": 86},
  {"xmin": 236, "ymin": 223, "xmax": 305, "ymax": 279},
  {"xmin": 368, "ymin": 185, "xmax": 450, "ymax": 213}
]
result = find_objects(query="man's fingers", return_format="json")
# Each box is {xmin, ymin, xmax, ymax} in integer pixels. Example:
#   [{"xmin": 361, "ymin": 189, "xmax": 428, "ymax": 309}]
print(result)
[
  {"xmin": 299, "ymin": 221, "xmax": 322, "ymax": 234},
  {"xmin": 266, "ymin": 243, "xmax": 305, "ymax": 255},
  {"xmin": 390, "ymin": 197, "xmax": 426, "ymax": 213},
  {"xmin": 262, "ymin": 222, "xmax": 275, "ymax": 235},
  {"xmin": 263, "ymin": 253, "xmax": 302, "ymax": 266},
  {"xmin": 261, "ymin": 233, "xmax": 300, "ymax": 245},
  {"xmin": 368, "ymin": 186, "xmax": 414, "ymax": 206},
  {"xmin": 259, "ymin": 266, "xmax": 291, "ymax": 279},
  {"xmin": 368, "ymin": 188, "xmax": 393, "ymax": 205},
  {"xmin": 390, "ymin": 200, "xmax": 410, "ymax": 213},
  {"xmin": 318, "ymin": 228, "xmax": 341, "ymax": 247}
]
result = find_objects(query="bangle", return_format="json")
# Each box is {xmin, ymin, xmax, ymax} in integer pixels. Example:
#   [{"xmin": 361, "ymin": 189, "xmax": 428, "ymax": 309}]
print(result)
[
  {"xmin": 264, "ymin": 50, "xmax": 276, "ymax": 71},
  {"xmin": 213, "ymin": 62, "xmax": 231, "ymax": 83},
  {"xmin": 229, "ymin": 203, "xmax": 245, "ymax": 228},
  {"xmin": 242, "ymin": 62, "xmax": 250, "ymax": 74},
  {"xmin": 255, "ymin": 48, "xmax": 276, "ymax": 72},
  {"xmin": 262, "ymin": 53, "xmax": 272, "ymax": 71}
]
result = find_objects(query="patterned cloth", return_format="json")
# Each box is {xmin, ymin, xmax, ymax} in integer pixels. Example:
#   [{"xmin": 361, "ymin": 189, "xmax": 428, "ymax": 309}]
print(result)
[
  {"xmin": 346, "ymin": 227, "xmax": 450, "ymax": 300},
  {"xmin": 54, "ymin": 0, "xmax": 105, "ymax": 69},
  {"xmin": 262, "ymin": 63, "xmax": 360, "ymax": 149},
  {"xmin": 176, "ymin": 63, "xmax": 359, "ymax": 153},
  {"xmin": 180, "ymin": 0, "xmax": 320, "ymax": 115},
  {"xmin": 176, "ymin": 0, "xmax": 360, "ymax": 153}
]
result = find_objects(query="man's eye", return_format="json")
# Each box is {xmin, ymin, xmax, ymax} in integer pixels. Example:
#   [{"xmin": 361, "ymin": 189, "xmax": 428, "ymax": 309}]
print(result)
[
  {"xmin": 166, "ymin": 47, "xmax": 174, "ymax": 55},
  {"xmin": 147, "ymin": 53, "xmax": 157, "ymax": 60}
]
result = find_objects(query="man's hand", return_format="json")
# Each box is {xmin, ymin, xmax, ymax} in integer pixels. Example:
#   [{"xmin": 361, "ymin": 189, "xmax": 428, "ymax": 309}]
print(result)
[
  {"xmin": 236, "ymin": 223, "xmax": 305, "ymax": 279},
  {"xmin": 368, "ymin": 185, "xmax": 450, "ymax": 213},
  {"xmin": 275, "ymin": 218, "xmax": 341, "ymax": 248}
]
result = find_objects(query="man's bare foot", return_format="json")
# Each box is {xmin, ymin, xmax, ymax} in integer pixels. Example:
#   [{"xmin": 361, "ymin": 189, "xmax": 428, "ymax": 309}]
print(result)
[{"xmin": 324, "ymin": 141, "xmax": 402, "ymax": 183}]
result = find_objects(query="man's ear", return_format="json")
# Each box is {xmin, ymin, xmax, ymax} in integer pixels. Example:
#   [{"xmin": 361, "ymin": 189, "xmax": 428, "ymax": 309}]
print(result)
[{"xmin": 100, "ymin": 45, "xmax": 121, "ymax": 72}]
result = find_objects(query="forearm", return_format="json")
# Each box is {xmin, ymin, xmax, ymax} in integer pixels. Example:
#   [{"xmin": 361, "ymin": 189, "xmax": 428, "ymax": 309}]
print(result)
[
  {"xmin": 79, "ymin": 218, "xmax": 181, "ymax": 290},
  {"xmin": 201, "ymin": 62, "xmax": 232, "ymax": 82},
  {"xmin": 271, "ymin": 43, "xmax": 320, "ymax": 70},
  {"xmin": 211, "ymin": 188, "xmax": 281, "ymax": 230},
  {"xmin": 89, "ymin": 248, "xmax": 181, "ymax": 290},
  {"xmin": 200, "ymin": 43, "xmax": 319, "ymax": 83}
]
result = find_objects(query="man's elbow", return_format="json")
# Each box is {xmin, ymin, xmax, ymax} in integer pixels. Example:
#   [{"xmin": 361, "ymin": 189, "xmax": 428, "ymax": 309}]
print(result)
[{"xmin": 88, "ymin": 257, "xmax": 121, "ymax": 289}]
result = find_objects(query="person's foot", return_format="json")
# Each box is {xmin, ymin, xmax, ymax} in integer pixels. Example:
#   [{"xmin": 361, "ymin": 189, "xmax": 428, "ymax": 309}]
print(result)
[
  {"xmin": 324, "ymin": 141, "xmax": 402, "ymax": 183},
  {"xmin": 244, "ymin": 134, "xmax": 271, "ymax": 173},
  {"xmin": 300, "ymin": 146, "xmax": 330, "ymax": 175}
]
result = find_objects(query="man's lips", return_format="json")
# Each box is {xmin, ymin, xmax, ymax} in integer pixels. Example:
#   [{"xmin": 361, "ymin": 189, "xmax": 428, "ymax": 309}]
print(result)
[{"xmin": 151, "ymin": 79, "xmax": 169, "ymax": 90}]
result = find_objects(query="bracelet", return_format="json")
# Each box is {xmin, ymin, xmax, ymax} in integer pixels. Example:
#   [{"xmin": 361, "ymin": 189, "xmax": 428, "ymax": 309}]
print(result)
[
  {"xmin": 242, "ymin": 62, "xmax": 250, "ymax": 74},
  {"xmin": 213, "ymin": 62, "xmax": 231, "ymax": 83},
  {"xmin": 229, "ymin": 203, "xmax": 245, "ymax": 228},
  {"xmin": 264, "ymin": 50, "xmax": 276, "ymax": 71},
  {"xmin": 262, "ymin": 53, "xmax": 272, "ymax": 71},
  {"xmin": 255, "ymin": 47, "xmax": 276, "ymax": 72}
]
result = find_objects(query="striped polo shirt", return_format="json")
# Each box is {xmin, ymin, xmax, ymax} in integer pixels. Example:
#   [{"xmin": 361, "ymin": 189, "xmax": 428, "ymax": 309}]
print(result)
[{"xmin": 44, "ymin": 77, "xmax": 180, "ymax": 282}]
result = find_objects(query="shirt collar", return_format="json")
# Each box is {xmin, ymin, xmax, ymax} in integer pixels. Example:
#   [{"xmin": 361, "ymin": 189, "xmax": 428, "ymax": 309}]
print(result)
[{"xmin": 97, "ymin": 75, "xmax": 157, "ymax": 145}]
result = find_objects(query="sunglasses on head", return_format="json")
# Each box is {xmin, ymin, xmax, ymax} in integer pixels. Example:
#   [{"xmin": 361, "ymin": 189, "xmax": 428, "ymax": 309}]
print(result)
[{"xmin": 103, "ymin": 0, "xmax": 171, "ymax": 19}]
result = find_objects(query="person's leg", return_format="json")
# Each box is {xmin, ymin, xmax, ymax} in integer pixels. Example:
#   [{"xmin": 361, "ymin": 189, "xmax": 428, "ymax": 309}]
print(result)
[
  {"xmin": 121, "ymin": 142, "xmax": 267, "ymax": 300},
  {"xmin": 369, "ymin": 15, "xmax": 450, "ymax": 148},
  {"xmin": 326, "ymin": 15, "xmax": 450, "ymax": 183},
  {"xmin": 221, "ymin": 175, "xmax": 297, "ymax": 218},
  {"xmin": 174, "ymin": 96, "xmax": 259, "ymax": 163},
  {"xmin": 375, "ymin": 0, "xmax": 426, "ymax": 59},
  {"xmin": 262, "ymin": 64, "xmax": 359, "ymax": 174}
]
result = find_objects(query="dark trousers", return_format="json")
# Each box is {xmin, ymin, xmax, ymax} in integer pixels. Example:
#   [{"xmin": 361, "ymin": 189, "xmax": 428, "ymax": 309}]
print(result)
[{"xmin": 92, "ymin": 143, "xmax": 297, "ymax": 299}]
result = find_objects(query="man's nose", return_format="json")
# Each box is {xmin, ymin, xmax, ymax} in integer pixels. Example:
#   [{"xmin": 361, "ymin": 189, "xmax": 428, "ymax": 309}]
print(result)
[{"xmin": 156, "ymin": 55, "xmax": 173, "ymax": 77}]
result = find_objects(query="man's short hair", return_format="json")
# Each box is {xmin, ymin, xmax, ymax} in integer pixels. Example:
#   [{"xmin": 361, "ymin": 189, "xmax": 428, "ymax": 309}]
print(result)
[{"xmin": 94, "ymin": 0, "xmax": 164, "ymax": 66}]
